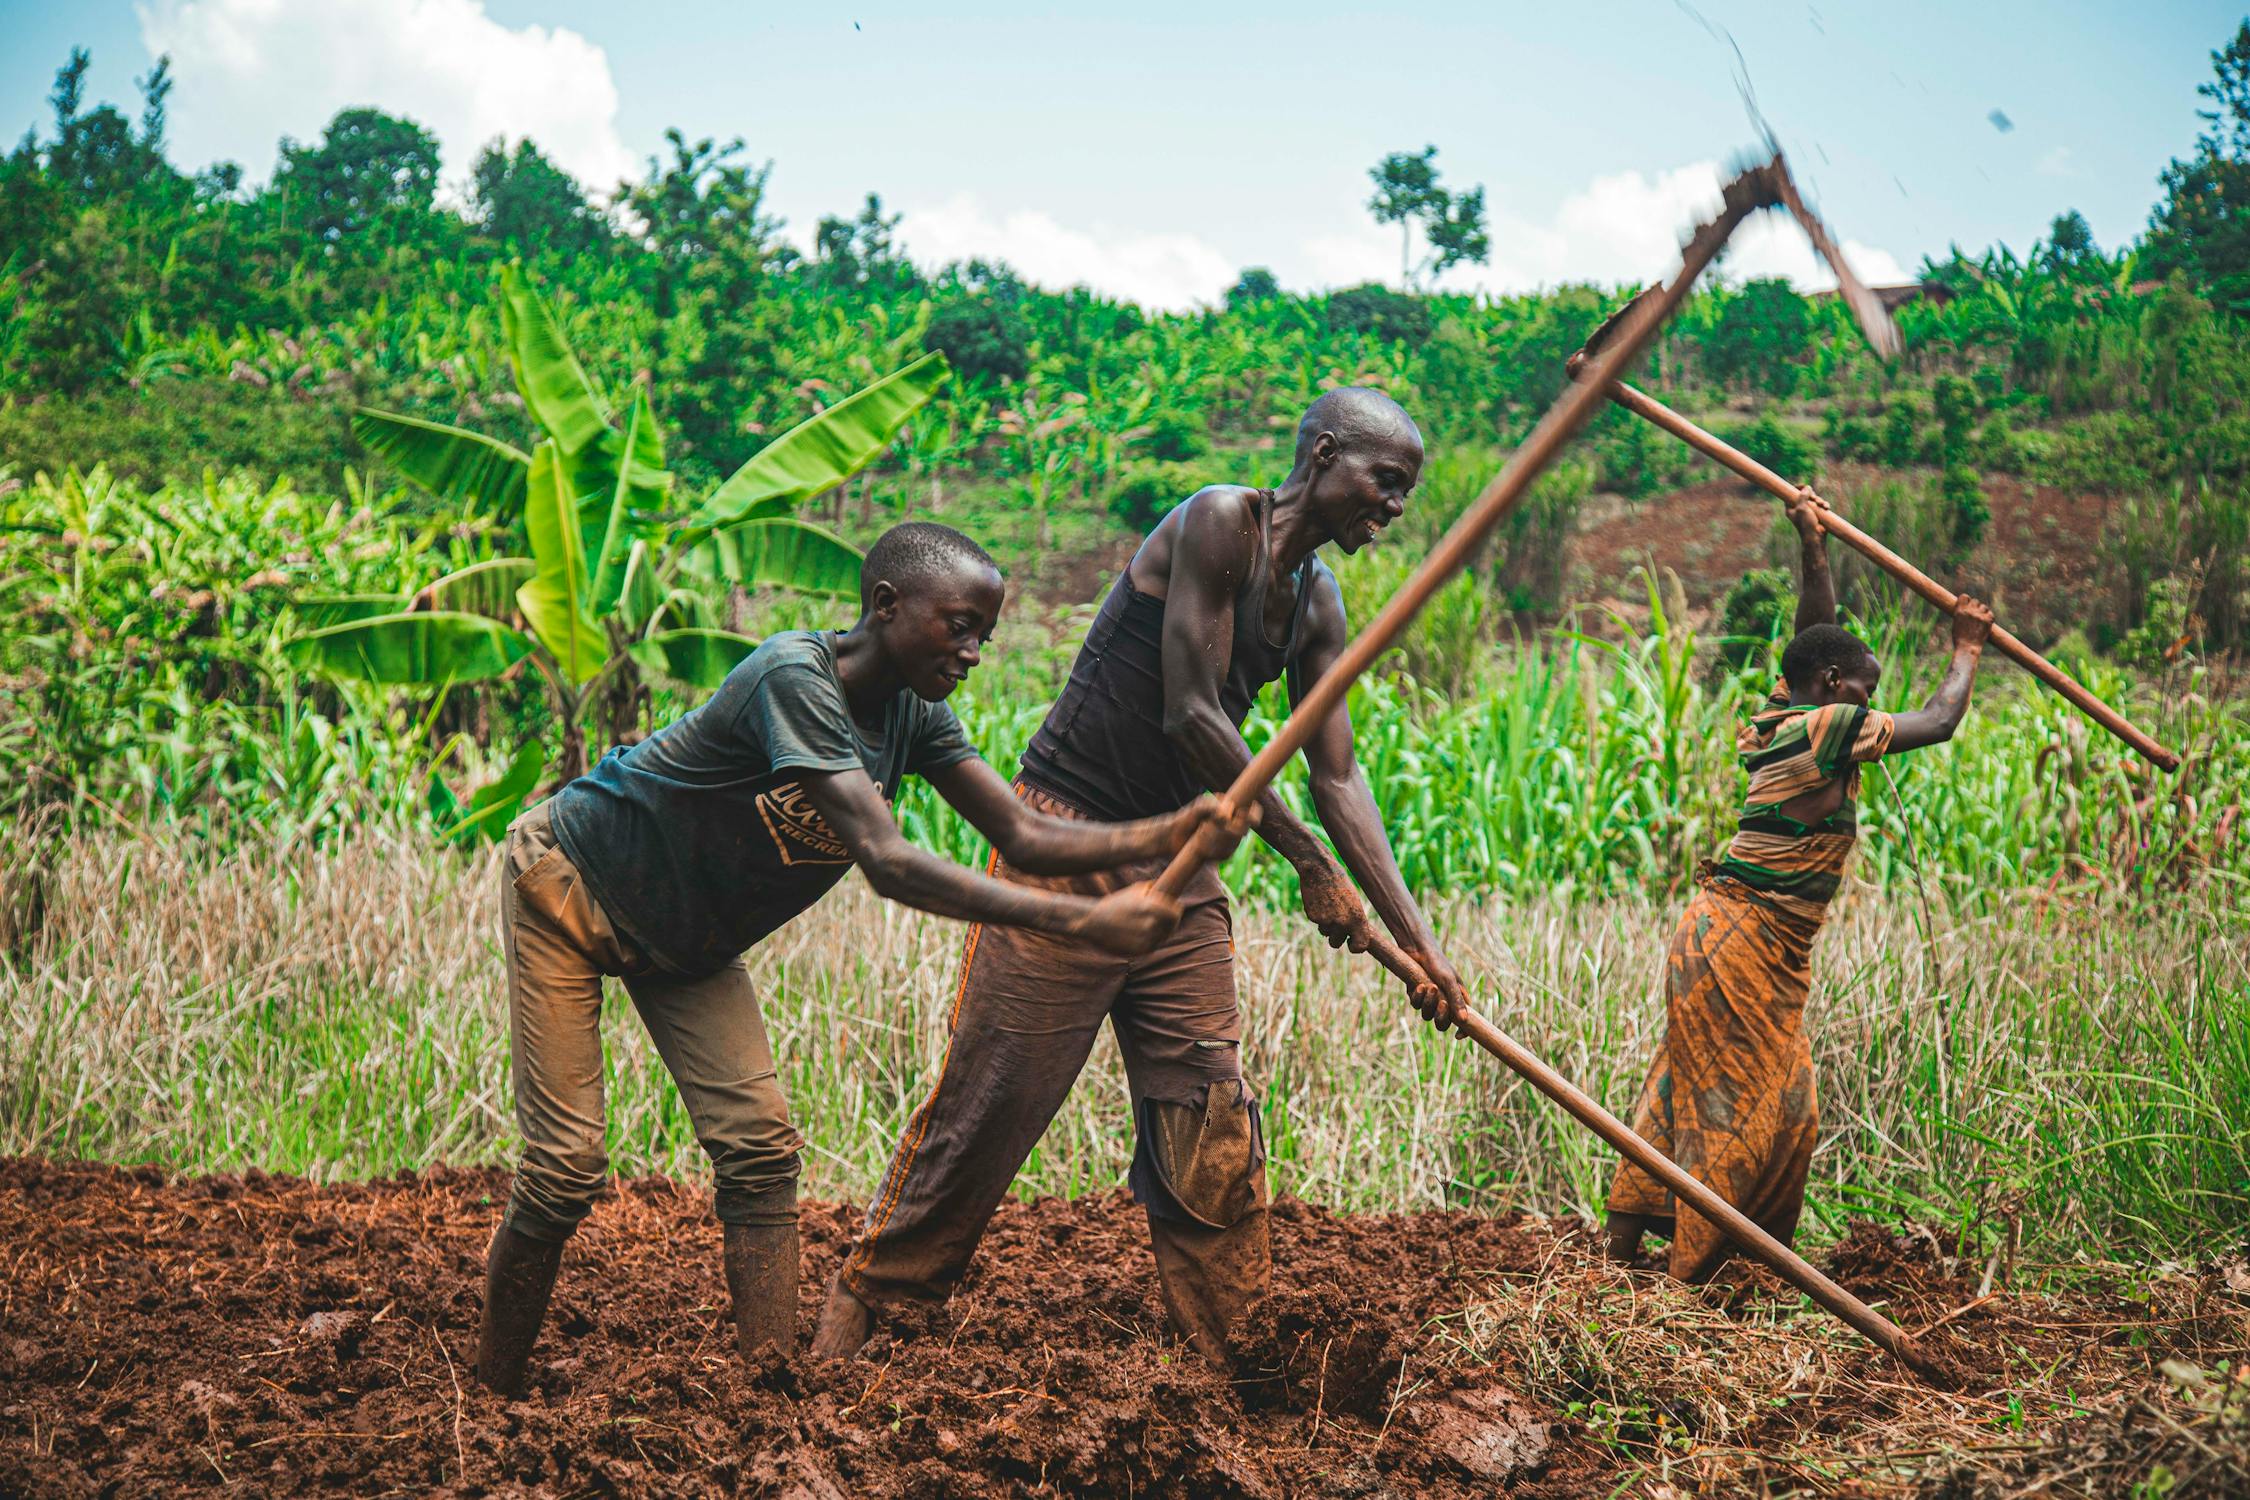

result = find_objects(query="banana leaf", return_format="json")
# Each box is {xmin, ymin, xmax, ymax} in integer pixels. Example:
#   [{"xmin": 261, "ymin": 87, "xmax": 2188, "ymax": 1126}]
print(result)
[
  {"xmin": 628, "ymin": 627, "xmax": 762, "ymax": 690},
  {"xmin": 419, "ymin": 557, "xmax": 535, "ymax": 618},
  {"xmin": 616, "ymin": 538, "xmax": 663, "ymax": 634},
  {"xmin": 586, "ymin": 385, "xmax": 668, "ymax": 618},
  {"xmin": 284, "ymin": 610, "xmax": 534, "ymax": 685},
  {"xmin": 351, "ymin": 408, "xmax": 529, "ymax": 512},
  {"xmin": 498, "ymin": 266, "xmax": 610, "ymax": 457},
  {"xmin": 695, "ymin": 351, "xmax": 948, "ymax": 527},
  {"xmin": 693, "ymin": 516, "xmax": 864, "ymax": 598},
  {"xmin": 293, "ymin": 593, "xmax": 403, "ymax": 630},
  {"xmin": 438, "ymin": 739, "xmax": 548, "ymax": 845},
  {"xmin": 516, "ymin": 442, "xmax": 609, "ymax": 684}
]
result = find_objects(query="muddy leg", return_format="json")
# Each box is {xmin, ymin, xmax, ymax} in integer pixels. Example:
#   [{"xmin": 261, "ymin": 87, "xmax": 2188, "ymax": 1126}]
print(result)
[
  {"xmin": 1604, "ymin": 1210, "xmax": 1653, "ymax": 1262},
  {"xmin": 833, "ymin": 891, "xmax": 1124, "ymax": 1349},
  {"xmin": 812, "ymin": 1275, "xmax": 875, "ymax": 1360},
  {"xmin": 1134, "ymin": 1082, "xmax": 1272, "ymax": 1362}
]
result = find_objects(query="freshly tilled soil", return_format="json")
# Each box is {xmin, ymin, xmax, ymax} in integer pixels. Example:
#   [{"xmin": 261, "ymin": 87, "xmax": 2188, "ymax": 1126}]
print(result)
[
  {"xmin": 2, "ymin": 1158, "xmax": 2243, "ymax": 1497},
  {"xmin": 0, "ymin": 1159, "xmax": 1577, "ymax": 1497}
]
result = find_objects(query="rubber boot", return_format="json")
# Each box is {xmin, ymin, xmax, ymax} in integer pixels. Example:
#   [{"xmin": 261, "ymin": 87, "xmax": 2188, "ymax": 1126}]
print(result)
[
  {"xmin": 811, "ymin": 1273, "xmax": 876, "ymax": 1360},
  {"xmin": 722, "ymin": 1221, "xmax": 799, "ymax": 1360},
  {"xmin": 474, "ymin": 1224, "xmax": 564, "ymax": 1397}
]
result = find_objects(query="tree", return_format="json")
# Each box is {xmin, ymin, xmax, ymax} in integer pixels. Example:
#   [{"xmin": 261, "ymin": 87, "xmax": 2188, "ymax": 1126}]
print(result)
[
  {"xmin": 811, "ymin": 192, "xmax": 919, "ymax": 295},
  {"xmin": 39, "ymin": 49, "xmax": 176, "ymax": 203},
  {"xmin": 2042, "ymin": 209, "xmax": 2097, "ymax": 271},
  {"xmin": 626, "ymin": 130, "xmax": 786, "ymax": 311},
  {"xmin": 1225, "ymin": 267, "xmax": 1279, "ymax": 310},
  {"xmin": 302, "ymin": 267, "xmax": 951, "ymax": 786},
  {"xmin": 471, "ymin": 138, "xmax": 601, "ymax": 254},
  {"xmin": 926, "ymin": 260, "xmax": 1031, "ymax": 385},
  {"xmin": 1326, "ymin": 282, "xmax": 1430, "ymax": 344},
  {"xmin": 1704, "ymin": 278, "xmax": 1811, "ymax": 395},
  {"xmin": 273, "ymin": 108, "xmax": 441, "ymax": 241},
  {"xmin": 2144, "ymin": 22, "xmax": 2250, "ymax": 309},
  {"xmin": 1366, "ymin": 145, "xmax": 1490, "ymax": 289}
]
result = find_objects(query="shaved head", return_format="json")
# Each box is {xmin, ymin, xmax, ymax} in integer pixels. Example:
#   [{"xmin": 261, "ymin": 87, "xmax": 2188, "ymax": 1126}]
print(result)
[{"xmin": 1292, "ymin": 387, "xmax": 1421, "ymax": 471}]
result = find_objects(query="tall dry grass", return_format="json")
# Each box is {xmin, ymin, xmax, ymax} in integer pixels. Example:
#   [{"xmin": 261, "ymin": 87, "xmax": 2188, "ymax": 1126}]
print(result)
[{"xmin": 3, "ymin": 821, "xmax": 2243, "ymax": 1261}]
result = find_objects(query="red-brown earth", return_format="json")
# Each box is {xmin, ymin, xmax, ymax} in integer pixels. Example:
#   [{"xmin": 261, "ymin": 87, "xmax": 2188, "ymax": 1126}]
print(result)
[{"xmin": 1, "ymin": 1159, "xmax": 2243, "ymax": 1498}]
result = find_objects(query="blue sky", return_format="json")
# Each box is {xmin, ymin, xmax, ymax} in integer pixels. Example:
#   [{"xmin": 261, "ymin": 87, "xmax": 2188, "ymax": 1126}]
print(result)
[{"xmin": 2, "ymin": 2, "xmax": 2237, "ymax": 307}]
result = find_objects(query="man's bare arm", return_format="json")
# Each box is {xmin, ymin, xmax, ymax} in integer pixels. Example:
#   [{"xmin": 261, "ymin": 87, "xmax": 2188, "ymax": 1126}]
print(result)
[
  {"xmin": 920, "ymin": 756, "xmax": 1250, "ymax": 875},
  {"xmin": 795, "ymin": 766, "xmax": 1179, "ymax": 955},
  {"xmin": 1291, "ymin": 573, "xmax": 1470, "ymax": 1028}
]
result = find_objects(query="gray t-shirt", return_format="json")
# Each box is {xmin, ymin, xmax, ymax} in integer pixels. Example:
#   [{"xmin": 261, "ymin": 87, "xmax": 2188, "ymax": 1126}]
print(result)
[{"xmin": 549, "ymin": 630, "xmax": 979, "ymax": 977}]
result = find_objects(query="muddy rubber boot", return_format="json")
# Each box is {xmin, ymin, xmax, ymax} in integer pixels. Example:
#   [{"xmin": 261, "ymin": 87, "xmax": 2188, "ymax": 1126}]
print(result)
[
  {"xmin": 722, "ymin": 1222, "xmax": 800, "ymax": 1360},
  {"xmin": 475, "ymin": 1225, "xmax": 564, "ymax": 1397},
  {"xmin": 811, "ymin": 1274, "xmax": 876, "ymax": 1360}
]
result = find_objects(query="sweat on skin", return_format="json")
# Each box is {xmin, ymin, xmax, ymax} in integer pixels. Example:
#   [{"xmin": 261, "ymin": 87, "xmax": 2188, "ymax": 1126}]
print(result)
[{"xmin": 472, "ymin": 521, "xmax": 1249, "ymax": 1395}]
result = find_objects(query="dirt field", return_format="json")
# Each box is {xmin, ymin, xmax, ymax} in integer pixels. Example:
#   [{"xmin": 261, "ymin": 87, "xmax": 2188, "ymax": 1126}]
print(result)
[{"xmin": 1, "ymin": 1159, "xmax": 2243, "ymax": 1498}]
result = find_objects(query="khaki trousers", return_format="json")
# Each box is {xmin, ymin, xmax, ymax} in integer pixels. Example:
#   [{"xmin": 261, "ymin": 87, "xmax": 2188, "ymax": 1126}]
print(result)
[
  {"xmin": 838, "ymin": 784, "xmax": 1270, "ymax": 1357},
  {"xmin": 500, "ymin": 802, "xmax": 802, "ymax": 1242}
]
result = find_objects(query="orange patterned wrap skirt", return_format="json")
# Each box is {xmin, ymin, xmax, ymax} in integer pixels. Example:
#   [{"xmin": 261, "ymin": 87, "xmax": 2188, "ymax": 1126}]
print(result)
[{"xmin": 1606, "ymin": 871, "xmax": 1824, "ymax": 1282}]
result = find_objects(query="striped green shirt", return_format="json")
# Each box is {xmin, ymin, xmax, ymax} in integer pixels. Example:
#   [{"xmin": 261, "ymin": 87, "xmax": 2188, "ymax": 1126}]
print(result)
[{"xmin": 1714, "ymin": 681, "xmax": 1896, "ymax": 922}]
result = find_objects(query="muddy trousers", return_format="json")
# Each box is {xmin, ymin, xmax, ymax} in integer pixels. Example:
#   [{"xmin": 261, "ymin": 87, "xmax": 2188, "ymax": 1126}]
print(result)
[
  {"xmin": 500, "ymin": 803, "xmax": 803, "ymax": 1243},
  {"xmin": 838, "ymin": 785, "xmax": 1270, "ymax": 1358}
]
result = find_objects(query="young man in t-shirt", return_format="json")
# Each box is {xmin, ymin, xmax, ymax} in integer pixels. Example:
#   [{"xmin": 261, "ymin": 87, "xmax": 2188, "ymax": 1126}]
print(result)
[
  {"xmin": 1603, "ymin": 493, "xmax": 1994, "ymax": 1281},
  {"xmin": 476, "ymin": 522, "xmax": 1246, "ymax": 1395}
]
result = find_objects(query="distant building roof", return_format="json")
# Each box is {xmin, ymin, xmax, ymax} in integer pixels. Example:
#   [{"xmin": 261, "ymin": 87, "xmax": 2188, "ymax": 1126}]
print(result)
[{"xmin": 1871, "ymin": 281, "xmax": 1953, "ymax": 309}]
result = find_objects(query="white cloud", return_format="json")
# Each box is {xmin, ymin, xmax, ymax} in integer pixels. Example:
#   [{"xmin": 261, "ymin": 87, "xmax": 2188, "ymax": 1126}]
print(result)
[
  {"xmin": 897, "ymin": 194, "xmax": 1238, "ymax": 312},
  {"xmin": 2037, "ymin": 146, "xmax": 2075, "ymax": 178},
  {"xmin": 1296, "ymin": 159, "xmax": 1907, "ymax": 295},
  {"xmin": 891, "ymin": 159, "xmax": 1906, "ymax": 314},
  {"xmin": 136, "ymin": 0, "xmax": 636, "ymax": 196}
]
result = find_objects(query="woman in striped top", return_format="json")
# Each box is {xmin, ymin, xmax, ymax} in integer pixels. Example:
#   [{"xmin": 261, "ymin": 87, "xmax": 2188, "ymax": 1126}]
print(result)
[{"xmin": 1605, "ymin": 491, "xmax": 1995, "ymax": 1282}]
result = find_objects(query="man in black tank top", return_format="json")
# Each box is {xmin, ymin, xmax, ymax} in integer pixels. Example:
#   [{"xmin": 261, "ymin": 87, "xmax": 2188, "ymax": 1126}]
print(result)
[{"xmin": 818, "ymin": 389, "xmax": 1475, "ymax": 1363}]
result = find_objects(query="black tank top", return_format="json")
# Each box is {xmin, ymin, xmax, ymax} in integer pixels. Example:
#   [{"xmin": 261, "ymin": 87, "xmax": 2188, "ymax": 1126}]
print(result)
[{"xmin": 1018, "ymin": 491, "xmax": 1321, "ymax": 822}]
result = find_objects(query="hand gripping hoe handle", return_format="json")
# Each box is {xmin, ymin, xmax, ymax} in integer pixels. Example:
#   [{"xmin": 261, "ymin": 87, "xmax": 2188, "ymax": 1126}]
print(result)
[{"xmin": 1150, "ymin": 153, "xmax": 1950, "ymax": 1384}]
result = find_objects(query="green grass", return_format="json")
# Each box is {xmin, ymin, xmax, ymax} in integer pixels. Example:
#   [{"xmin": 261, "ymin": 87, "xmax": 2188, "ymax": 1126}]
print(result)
[{"xmin": 5, "ymin": 820, "xmax": 2242, "ymax": 1266}]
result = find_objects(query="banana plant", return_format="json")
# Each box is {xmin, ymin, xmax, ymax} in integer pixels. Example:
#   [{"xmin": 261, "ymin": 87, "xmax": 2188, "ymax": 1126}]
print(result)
[{"xmin": 291, "ymin": 266, "xmax": 949, "ymax": 789}]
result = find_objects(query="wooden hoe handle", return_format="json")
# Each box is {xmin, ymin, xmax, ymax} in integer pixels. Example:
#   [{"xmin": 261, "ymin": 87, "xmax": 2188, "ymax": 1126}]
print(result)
[
  {"xmin": 1359, "ymin": 930, "xmax": 1943, "ymax": 1382},
  {"xmin": 1138, "ymin": 155, "xmax": 1945, "ymax": 1383},
  {"xmin": 1151, "ymin": 159, "xmax": 1778, "ymax": 901},
  {"xmin": 1587, "ymin": 376, "xmax": 2180, "ymax": 773}
]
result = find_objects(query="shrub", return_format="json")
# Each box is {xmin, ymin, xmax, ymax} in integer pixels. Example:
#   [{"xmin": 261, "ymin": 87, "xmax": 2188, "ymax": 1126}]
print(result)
[
  {"xmin": 1105, "ymin": 460, "xmax": 1206, "ymax": 533},
  {"xmin": 1493, "ymin": 459, "xmax": 1589, "ymax": 612},
  {"xmin": 1326, "ymin": 283, "xmax": 1431, "ymax": 344},
  {"xmin": 1880, "ymin": 398, "xmax": 1919, "ymax": 467},
  {"xmin": 926, "ymin": 295, "xmax": 1029, "ymax": 385},
  {"xmin": 2117, "ymin": 573, "xmax": 2201, "ymax": 668},
  {"xmin": 1943, "ymin": 463, "xmax": 1991, "ymax": 551},
  {"xmin": 1976, "ymin": 412, "xmax": 2023, "ymax": 473},
  {"xmin": 1718, "ymin": 413, "xmax": 1816, "ymax": 483},
  {"xmin": 1139, "ymin": 407, "xmax": 1210, "ymax": 463},
  {"xmin": 2039, "ymin": 411, "xmax": 2171, "ymax": 492},
  {"xmin": 0, "ymin": 381, "xmax": 358, "ymax": 489},
  {"xmin": 1717, "ymin": 567, "xmax": 1795, "ymax": 669}
]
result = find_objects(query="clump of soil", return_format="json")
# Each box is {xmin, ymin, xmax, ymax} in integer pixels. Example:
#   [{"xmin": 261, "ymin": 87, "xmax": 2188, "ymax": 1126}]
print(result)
[{"xmin": 1, "ymin": 1159, "xmax": 2243, "ymax": 1497}]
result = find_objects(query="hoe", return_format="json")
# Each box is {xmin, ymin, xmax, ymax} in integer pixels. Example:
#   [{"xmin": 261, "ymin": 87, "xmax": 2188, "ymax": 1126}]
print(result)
[{"xmin": 1148, "ymin": 149, "xmax": 2168, "ymax": 1387}]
